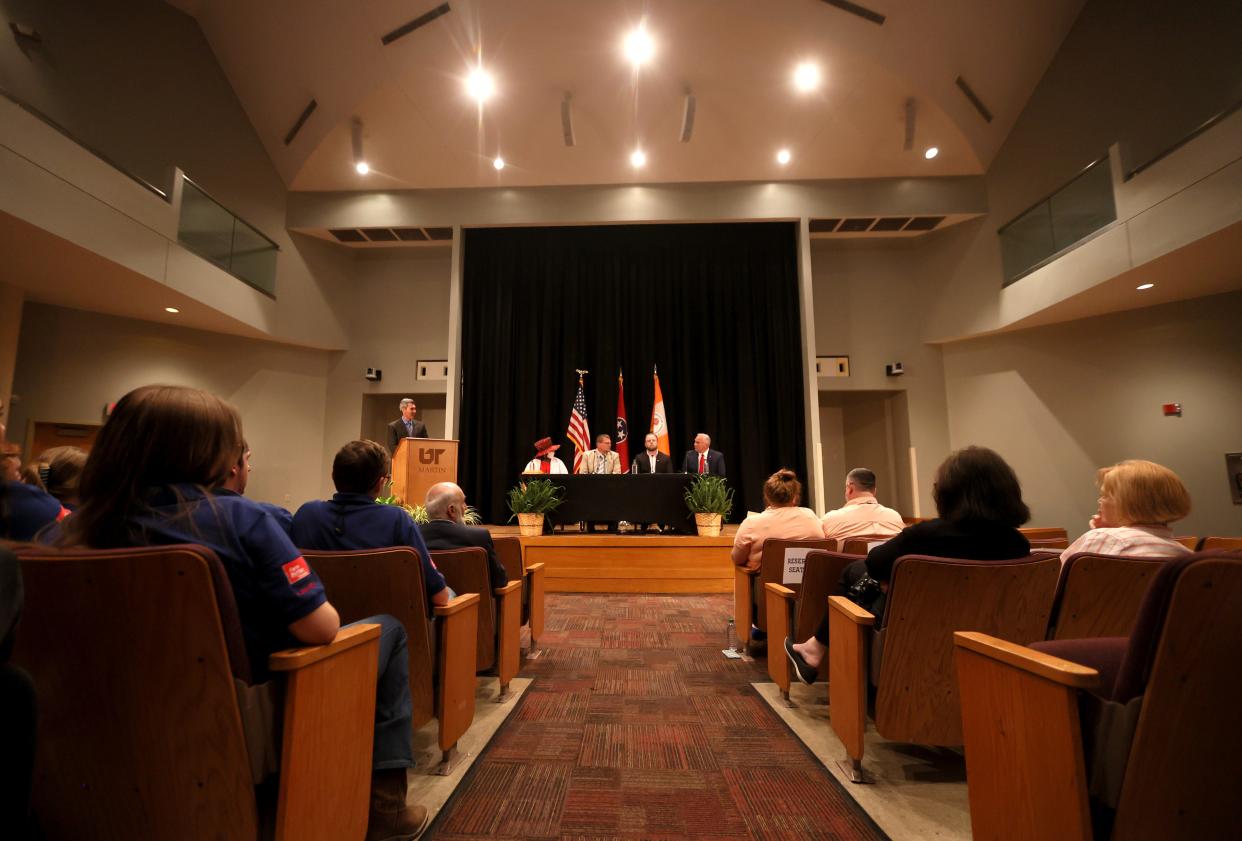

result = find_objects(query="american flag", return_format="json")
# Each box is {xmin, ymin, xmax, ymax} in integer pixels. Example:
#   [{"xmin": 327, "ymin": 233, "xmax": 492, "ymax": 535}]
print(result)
[{"xmin": 566, "ymin": 375, "xmax": 591, "ymax": 473}]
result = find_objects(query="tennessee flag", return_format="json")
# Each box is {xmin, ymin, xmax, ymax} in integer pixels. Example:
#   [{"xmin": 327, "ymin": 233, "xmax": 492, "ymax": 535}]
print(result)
[
  {"xmin": 616, "ymin": 370, "xmax": 630, "ymax": 472},
  {"xmin": 650, "ymin": 366, "xmax": 670, "ymax": 456}
]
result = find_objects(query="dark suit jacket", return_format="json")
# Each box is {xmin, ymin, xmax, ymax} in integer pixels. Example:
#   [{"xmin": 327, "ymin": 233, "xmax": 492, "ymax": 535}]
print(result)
[
  {"xmin": 682, "ymin": 448, "xmax": 726, "ymax": 477},
  {"xmin": 387, "ymin": 418, "xmax": 428, "ymax": 453},
  {"xmin": 418, "ymin": 519, "xmax": 508, "ymax": 590},
  {"xmin": 631, "ymin": 451, "xmax": 673, "ymax": 474}
]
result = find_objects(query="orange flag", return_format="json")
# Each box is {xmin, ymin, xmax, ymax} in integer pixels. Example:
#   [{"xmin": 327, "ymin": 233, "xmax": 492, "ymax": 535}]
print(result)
[{"xmin": 651, "ymin": 366, "xmax": 670, "ymax": 456}]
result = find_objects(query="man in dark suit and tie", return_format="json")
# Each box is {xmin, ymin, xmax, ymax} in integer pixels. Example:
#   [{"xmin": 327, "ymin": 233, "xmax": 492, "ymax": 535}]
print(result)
[
  {"xmin": 418, "ymin": 482, "xmax": 507, "ymax": 590},
  {"xmin": 386, "ymin": 398, "xmax": 428, "ymax": 453},
  {"xmin": 631, "ymin": 432, "xmax": 673, "ymax": 474},
  {"xmin": 682, "ymin": 432, "xmax": 726, "ymax": 476}
]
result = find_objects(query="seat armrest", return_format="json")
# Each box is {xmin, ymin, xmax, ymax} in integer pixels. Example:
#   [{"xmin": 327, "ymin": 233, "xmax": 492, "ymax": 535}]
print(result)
[
  {"xmin": 524, "ymin": 562, "xmax": 545, "ymax": 574},
  {"xmin": 268, "ymin": 623, "xmax": 381, "ymax": 671},
  {"xmin": 494, "ymin": 580, "xmax": 522, "ymax": 598},
  {"xmin": 828, "ymin": 595, "xmax": 875, "ymax": 626},
  {"xmin": 954, "ymin": 632, "xmax": 1099, "ymax": 689},
  {"xmin": 765, "ymin": 582, "xmax": 796, "ymax": 601},
  {"xmin": 434, "ymin": 592, "xmax": 480, "ymax": 617},
  {"xmin": 434, "ymin": 593, "xmax": 479, "ymax": 752}
]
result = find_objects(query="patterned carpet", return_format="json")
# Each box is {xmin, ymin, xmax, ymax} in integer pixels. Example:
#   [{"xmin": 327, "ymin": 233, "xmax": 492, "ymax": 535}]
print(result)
[{"xmin": 427, "ymin": 593, "xmax": 888, "ymax": 841}]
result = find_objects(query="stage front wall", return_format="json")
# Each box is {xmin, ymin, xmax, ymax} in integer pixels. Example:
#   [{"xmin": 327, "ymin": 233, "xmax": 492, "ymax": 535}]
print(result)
[{"xmin": 459, "ymin": 222, "xmax": 807, "ymax": 524}]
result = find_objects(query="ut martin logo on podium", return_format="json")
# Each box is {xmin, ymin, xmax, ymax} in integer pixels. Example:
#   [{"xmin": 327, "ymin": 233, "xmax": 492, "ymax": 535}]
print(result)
[{"xmin": 419, "ymin": 447, "xmax": 449, "ymax": 471}]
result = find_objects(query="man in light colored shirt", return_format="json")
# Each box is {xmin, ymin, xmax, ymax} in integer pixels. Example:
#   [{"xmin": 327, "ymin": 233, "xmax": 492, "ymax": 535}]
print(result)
[
  {"xmin": 820, "ymin": 468, "xmax": 905, "ymax": 545},
  {"xmin": 578, "ymin": 434, "xmax": 621, "ymax": 474}
]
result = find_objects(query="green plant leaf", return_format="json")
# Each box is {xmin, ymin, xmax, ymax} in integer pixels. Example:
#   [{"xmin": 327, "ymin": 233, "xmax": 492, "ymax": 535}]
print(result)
[{"xmin": 684, "ymin": 475, "xmax": 734, "ymax": 520}]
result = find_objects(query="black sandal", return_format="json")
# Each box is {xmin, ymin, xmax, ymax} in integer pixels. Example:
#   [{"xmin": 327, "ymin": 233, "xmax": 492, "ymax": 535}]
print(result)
[{"xmin": 784, "ymin": 637, "xmax": 819, "ymax": 685}]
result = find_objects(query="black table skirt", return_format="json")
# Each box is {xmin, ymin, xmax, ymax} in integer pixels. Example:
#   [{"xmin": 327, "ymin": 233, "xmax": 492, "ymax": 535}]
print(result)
[{"xmin": 519, "ymin": 474, "xmax": 698, "ymax": 534}]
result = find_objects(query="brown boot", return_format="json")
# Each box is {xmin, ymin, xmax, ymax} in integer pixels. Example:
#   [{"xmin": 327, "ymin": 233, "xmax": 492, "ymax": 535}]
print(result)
[{"xmin": 366, "ymin": 768, "xmax": 430, "ymax": 841}]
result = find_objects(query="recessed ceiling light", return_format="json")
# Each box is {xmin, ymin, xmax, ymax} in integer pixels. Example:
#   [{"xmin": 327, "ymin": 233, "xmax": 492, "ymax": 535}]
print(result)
[
  {"xmin": 793, "ymin": 62, "xmax": 820, "ymax": 92},
  {"xmin": 493, "ymin": 156, "xmax": 505, "ymax": 171},
  {"xmin": 924, "ymin": 146, "xmax": 939, "ymax": 160},
  {"xmin": 1136, "ymin": 283, "xmax": 1154, "ymax": 290},
  {"xmin": 165, "ymin": 307, "xmax": 180, "ymax": 314},
  {"xmin": 630, "ymin": 148, "xmax": 647, "ymax": 168},
  {"xmin": 776, "ymin": 148, "xmax": 791, "ymax": 165},
  {"xmin": 624, "ymin": 24, "xmax": 654, "ymax": 66},
  {"xmin": 354, "ymin": 161, "xmax": 370, "ymax": 175},
  {"xmin": 465, "ymin": 67, "xmax": 495, "ymax": 103}
]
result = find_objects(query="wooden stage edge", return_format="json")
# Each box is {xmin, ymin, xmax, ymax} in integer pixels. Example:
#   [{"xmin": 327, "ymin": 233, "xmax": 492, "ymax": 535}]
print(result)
[{"xmin": 486, "ymin": 527, "xmax": 737, "ymax": 594}]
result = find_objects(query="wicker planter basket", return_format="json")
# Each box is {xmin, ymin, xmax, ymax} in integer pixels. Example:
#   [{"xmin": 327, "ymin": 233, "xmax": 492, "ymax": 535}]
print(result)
[
  {"xmin": 694, "ymin": 512, "xmax": 722, "ymax": 537},
  {"xmin": 517, "ymin": 512, "xmax": 545, "ymax": 536}
]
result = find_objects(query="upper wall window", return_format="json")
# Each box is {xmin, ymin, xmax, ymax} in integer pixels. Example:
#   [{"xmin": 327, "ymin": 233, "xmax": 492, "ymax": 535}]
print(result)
[
  {"xmin": 998, "ymin": 157, "xmax": 1117, "ymax": 286},
  {"xmin": 177, "ymin": 178, "xmax": 278, "ymax": 297}
]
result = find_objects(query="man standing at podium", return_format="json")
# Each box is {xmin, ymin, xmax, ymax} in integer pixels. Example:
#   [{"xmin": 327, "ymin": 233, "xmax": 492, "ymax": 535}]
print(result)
[{"xmin": 387, "ymin": 398, "xmax": 428, "ymax": 453}]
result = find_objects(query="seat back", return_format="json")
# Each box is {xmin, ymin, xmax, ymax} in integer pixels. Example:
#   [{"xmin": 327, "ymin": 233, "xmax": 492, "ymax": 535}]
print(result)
[
  {"xmin": 1021, "ymin": 526, "xmax": 1070, "ymax": 550},
  {"xmin": 492, "ymin": 535, "xmax": 530, "ymax": 625},
  {"xmin": 839, "ymin": 534, "xmax": 892, "ymax": 556},
  {"xmin": 431, "ymin": 547, "xmax": 496, "ymax": 670},
  {"xmin": 755, "ymin": 538, "xmax": 838, "ymax": 631},
  {"xmin": 1199, "ymin": 536, "xmax": 1242, "ymax": 552},
  {"xmin": 13, "ymin": 545, "xmax": 259, "ymax": 840},
  {"xmin": 875, "ymin": 553, "xmax": 1059, "ymax": 746},
  {"xmin": 1048, "ymin": 552, "xmax": 1167, "ymax": 640},
  {"xmin": 1112, "ymin": 553, "xmax": 1242, "ymax": 839},
  {"xmin": 794, "ymin": 550, "xmax": 858, "ymax": 642},
  {"xmin": 303, "ymin": 547, "xmax": 437, "ymax": 729}
]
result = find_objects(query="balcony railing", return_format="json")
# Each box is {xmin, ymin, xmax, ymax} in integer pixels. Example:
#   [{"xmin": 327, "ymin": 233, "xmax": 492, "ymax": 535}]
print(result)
[
  {"xmin": 998, "ymin": 155, "xmax": 1117, "ymax": 286},
  {"xmin": 177, "ymin": 177, "xmax": 278, "ymax": 297}
]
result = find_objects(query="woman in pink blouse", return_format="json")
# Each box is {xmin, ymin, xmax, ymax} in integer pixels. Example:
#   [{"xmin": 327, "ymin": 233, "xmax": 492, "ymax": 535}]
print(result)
[{"xmin": 1061, "ymin": 459, "xmax": 1192, "ymax": 563}]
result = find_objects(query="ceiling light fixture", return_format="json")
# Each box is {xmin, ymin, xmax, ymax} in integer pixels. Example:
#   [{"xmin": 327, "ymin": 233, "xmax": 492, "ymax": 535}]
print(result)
[
  {"xmin": 350, "ymin": 118, "xmax": 369, "ymax": 175},
  {"xmin": 354, "ymin": 161, "xmax": 370, "ymax": 175},
  {"xmin": 630, "ymin": 148, "xmax": 647, "ymax": 168},
  {"xmin": 776, "ymin": 148, "xmax": 791, "ymax": 165},
  {"xmin": 165, "ymin": 307, "xmax": 180, "ymax": 314},
  {"xmin": 466, "ymin": 67, "xmax": 495, "ymax": 103},
  {"xmin": 1136, "ymin": 283, "xmax": 1154, "ymax": 290},
  {"xmin": 624, "ymin": 23, "xmax": 654, "ymax": 66},
  {"xmin": 793, "ymin": 62, "xmax": 820, "ymax": 92},
  {"xmin": 924, "ymin": 146, "xmax": 939, "ymax": 160},
  {"xmin": 493, "ymin": 156, "xmax": 505, "ymax": 170}
]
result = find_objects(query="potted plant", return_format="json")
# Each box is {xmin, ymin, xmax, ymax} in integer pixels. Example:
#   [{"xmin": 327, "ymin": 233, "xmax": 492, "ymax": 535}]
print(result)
[
  {"xmin": 507, "ymin": 479, "xmax": 565, "ymax": 536},
  {"xmin": 684, "ymin": 474, "xmax": 734, "ymax": 536}
]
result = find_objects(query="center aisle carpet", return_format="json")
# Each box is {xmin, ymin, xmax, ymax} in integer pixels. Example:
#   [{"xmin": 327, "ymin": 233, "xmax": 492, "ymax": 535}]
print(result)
[{"xmin": 427, "ymin": 594, "xmax": 888, "ymax": 841}]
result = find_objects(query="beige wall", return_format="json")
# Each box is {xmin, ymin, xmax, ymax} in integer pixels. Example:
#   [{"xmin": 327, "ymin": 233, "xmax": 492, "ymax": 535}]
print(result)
[
  {"xmin": 819, "ymin": 391, "xmax": 911, "ymax": 517},
  {"xmin": 943, "ymin": 291, "xmax": 1242, "ymax": 538},
  {"xmin": 0, "ymin": 283, "xmax": 22, "ymax": 429},
  {"xmin": 8, "ymin": 304, "xmax": 333, "ymax": 508}
]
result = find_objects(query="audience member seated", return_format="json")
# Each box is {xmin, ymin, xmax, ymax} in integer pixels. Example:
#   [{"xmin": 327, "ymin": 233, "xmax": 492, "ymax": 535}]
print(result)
[
  {"xmin": 786, "ymin": 446, "xmax": 1031, "ymax": 684},
  {"xmin": 1, "ymin": 445, "xmax": 66, "ymax": 542},
  {"xmin": 419, "ymin": 481, "xmax": 507, "ymax": 590},
  {"xmin": 1061, "ymin": 459, "xmax": 1192, "ymax": 564},
  {"xmin": 50, "ymin": 386, "xmax": 431, "ymax": 840},
  {"xmin": 31, "ymin": 446, "xmax": 87, "ymax": 511},
  {"xmin": 214, "ymin": 439, "xmax": 293, "ymax": 535},
  {"xmin": 820, "ymin": 467, "xmax": 904, "ymax": 545},
  {"xmin": 731, "ymin": 469, "xmax": 823, "ymax": 642},
  {"xmin": 291, "ymin": 440, "xmax": 449, "ymax": 612}
]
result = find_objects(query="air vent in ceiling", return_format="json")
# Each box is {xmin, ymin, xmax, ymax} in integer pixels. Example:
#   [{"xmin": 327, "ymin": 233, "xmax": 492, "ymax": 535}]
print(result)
[
  {"xmin": 955, "ymin": 76, "xmax": 994, "ymax": 123},
  {"xmin": 904, "ymin": 216, "xmax": 944, "ymax": 231},
  {"xmin": 393, "ymin": 227, "xmax": 428, "ymax": 241},
  {"xmin": 283, "ymin": 99, "xmax": 317, "ymax": 146},
  {"xmin": 872, "ymin": 217, "xmax": 912, "ymax": 232},
  {"xmin": 361, "ymin": 228, "xmax": 398, "ymax": 242},
  {"xmin": 424, "ymin": 227, "xmax": 453, "ymax": 241},
  {"xmin": 381, "ymin": 2, "xmax": 451, "ymax": 46},
  {"xmin": 328, "ymin": 227, "xmax": 451, "ymax": 245},
  {"xmin": 838, "ymin": 218, "xmax": 877, "ymax": 232},
  {"xmin": 329, "ymin": 228, "xmax": 367, "ymax": 243},
  {"xmin": 817, "ymin": 0, "xmax": 885, "ymax": 26},
  {"xmin": 809, "ymin": 219, "xmax": 842, "ymax": 233}
]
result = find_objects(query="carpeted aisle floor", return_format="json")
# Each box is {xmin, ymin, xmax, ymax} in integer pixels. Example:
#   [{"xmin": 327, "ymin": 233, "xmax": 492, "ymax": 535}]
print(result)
[{"xmin": 427, "ymin": 593, "xmax": 888, "ymax": 841}]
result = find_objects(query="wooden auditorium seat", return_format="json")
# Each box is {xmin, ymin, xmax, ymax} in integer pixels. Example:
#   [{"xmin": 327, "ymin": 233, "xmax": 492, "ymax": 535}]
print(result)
[
  {"xmin": 1200, "ymin": 536, "xmax": 1242, "ymax": 551},
  {"xmin": 13, "ymin": 544, "xmax": 381, "ymax": 841},
  {"xmin": 302, "ymin": 547, "xmax": 480, "ymax": 769},
  {"xmin": 1047, "ymin": 552, "xmax": 1167, "ymax": 640},
  {"xmin": 839, "ymin": 534, "xmax": 894, "ymax": 556},
  {"xmin": 827, "ymin": 553, "xmax": 1059, "ymax": 780},
  {"xmin": 1020, "ymin": 526, "xmax": 1070, "ymax": 550},
  {"xmin": 732, "ymin": 538, "xmax": 837, "ymax": 650},
  {"xmin": 764, "ymin": 550, "xmax": 860, "ymax": 702},
  {"xmin": 1174, "ymin": 535, "xmax": 1200, "ymax": 549},
  {"xmin": 954, "ymin": 552, "xmax": 1242, "ymax": 841},
  {"xmin": 431, "ymin": 547, "xmax": 522, "ymax": 699},
  {"xmin": 493, "ymin": 535, "xmax": 546, "ymax": 651}
]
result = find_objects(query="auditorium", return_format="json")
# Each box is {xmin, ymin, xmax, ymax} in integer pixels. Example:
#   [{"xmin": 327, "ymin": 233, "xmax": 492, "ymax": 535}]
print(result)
[{"xmin": 1, "ymin": 1, "xmax": 1239, "ymax": 839}]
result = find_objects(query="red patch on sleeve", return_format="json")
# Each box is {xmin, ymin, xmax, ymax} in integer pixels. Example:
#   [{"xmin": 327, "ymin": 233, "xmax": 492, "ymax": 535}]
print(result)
[
  {"xmin": 282, "ymin": 557, "xmax": 311, "ymax": 585},
  {"xmin": 56, "ymin": 506, "xmax": 71, "ymax": 522}
]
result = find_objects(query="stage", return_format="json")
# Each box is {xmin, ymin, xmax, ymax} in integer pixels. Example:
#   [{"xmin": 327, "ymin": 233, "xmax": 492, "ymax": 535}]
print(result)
[{"xmin": 488, "ymin": 526, "xmax": 738, "ymax": 593}]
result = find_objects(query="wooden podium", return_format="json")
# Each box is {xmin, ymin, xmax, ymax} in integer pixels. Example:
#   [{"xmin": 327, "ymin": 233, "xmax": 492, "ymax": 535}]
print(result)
[{"xmin": 392, "ymin": 438, "xmax": 459, "ymax": 507}]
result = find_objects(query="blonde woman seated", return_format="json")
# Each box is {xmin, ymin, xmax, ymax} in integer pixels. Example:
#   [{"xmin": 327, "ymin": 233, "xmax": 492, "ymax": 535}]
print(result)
[
  {"xmin": 1061, "ymin": 459, "xmax": 1192, "ymax": 563},
  {"xmin": 731, "ymin": 469, "xmax": 823, "ymax": 643}
]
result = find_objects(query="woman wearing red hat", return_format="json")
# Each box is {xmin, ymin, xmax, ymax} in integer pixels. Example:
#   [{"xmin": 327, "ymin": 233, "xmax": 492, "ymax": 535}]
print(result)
[{"xmin": 523, "ymin": 437, "xmax": 568, "ymax": 474}]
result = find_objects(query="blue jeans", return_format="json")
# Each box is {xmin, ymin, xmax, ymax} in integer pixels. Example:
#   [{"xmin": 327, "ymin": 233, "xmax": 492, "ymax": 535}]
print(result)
[{"xmin": 349, "ymin": 615, "xmax": 414, "ymax": 770}]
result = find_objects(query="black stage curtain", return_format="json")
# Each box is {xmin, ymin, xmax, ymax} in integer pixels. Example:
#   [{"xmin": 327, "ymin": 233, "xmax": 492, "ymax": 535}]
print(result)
[{"xmin": 458, "ymin": 222, "xmax": 807, "ymax": 523}]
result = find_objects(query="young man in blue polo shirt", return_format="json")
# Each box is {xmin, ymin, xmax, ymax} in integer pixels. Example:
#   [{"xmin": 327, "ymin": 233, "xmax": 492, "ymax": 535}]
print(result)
[{"xmin": 291, "ymin": 440, "xmax": 449, "ymax": 611}]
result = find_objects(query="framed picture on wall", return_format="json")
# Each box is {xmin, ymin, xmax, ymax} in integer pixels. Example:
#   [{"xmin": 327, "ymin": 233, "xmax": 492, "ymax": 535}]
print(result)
[{"xmin": 1227, "ymin": 453, "xmax": 1242, "ymax": 505}]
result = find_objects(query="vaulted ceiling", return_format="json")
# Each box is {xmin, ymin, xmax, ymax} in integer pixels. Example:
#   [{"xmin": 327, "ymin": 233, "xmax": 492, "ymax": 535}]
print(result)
[{"xmin": 171, "ymin": 0, "xmax": 1083, "ymax": 190}]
